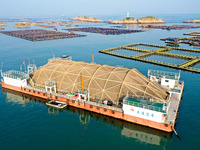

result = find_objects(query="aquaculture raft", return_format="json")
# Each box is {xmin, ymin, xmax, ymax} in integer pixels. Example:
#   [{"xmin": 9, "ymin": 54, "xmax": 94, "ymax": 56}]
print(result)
[
  {"xmin": 99, "ymin": 43, "xmax": 200, "ymax": 74},
  {"xmin": 64, "ymin": 27, "xmax": 144, "ymax": 35},
  {"xmin": 141, "ymin": 25, "xmax": 200, "ymax": 30},
  {"xmin": 0, "ymin": 29, "xmax": 86, "ymax": 41},
  {"xmin": 184, "ymin": 32, "xmax": 200, "ymax": 36}
]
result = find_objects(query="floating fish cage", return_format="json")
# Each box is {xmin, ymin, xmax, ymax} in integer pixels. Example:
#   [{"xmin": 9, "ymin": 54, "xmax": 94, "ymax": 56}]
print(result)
[{"xmin": 99, "ymin": 43, "xmax": 200, "ymax": 74}]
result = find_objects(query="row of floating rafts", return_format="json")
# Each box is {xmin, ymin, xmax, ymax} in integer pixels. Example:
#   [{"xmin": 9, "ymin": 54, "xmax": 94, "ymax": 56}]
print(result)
[
  {"xmin": 157, "ymin": 52, "xmax": 195, "ymax": 59},
  {"xmin": 155, "ymin": 48, "xmax": 170, "ymax": 52},
  {"xmin": 123, "ymin": 46, "xmax": 151, "ymax": 52},
  {"xmin": 139, "ymin": 43, "xmax": 166, "ymax": 48},
  {"xmin": 174, "ymin": 47, "xmax": 200, "ymax": 52},
  {"xmin": 184, "ymin": 32, "xmax": 200, "ymax": 36},
  {"xmin": 142, "ymin": 58, "xmax": 178, "ymax": 67},
  {"xmin": 112, "ymin": 52, "xmax": 131, "ymax": 58},
  {"xmin": 180, "ymin": 58, "xmax": 200, "ymax": 68},
  {"xmin": 101, "ymin": 47, "xmax": 123, "ymax": 52},
  {"xmin": 67, "ymin": 27, "xmax": 143, "ymax": 35},
  {"xmin": 125, "ymin": 43, "xmax": 141, "ymax": 47},
  {"xmin": 188, "ymin": 67, "xmax": 200, "ymax": 72},
  {"xmin": 133, "ymin": 53, "xmax": 152, "ymax": 59},
  {"xmin": 189, "ymin": 42, "xmax": 200, "ymax": 46}
]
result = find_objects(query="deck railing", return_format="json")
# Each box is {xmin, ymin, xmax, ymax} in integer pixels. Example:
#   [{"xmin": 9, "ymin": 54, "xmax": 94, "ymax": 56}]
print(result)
[
  {"xmin": 148, "ymin": 69, "xmax": 180, "ymax": 80},
  {"xmin": 24, "ymin": 85, "xmax": 123, "ymax": 112},
  {"xmin": 123, "ymin": 100, "xmax": 166, "ymax": 113},
  {"xmin": 2, "ymin": 70, "xmax": 29, "ymax": 80}
]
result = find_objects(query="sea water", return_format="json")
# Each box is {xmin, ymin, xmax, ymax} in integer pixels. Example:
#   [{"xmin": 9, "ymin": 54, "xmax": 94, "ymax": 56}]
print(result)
[{"xmin": 0, "ymin": 14, "xmax": 200, "ymax": 150}]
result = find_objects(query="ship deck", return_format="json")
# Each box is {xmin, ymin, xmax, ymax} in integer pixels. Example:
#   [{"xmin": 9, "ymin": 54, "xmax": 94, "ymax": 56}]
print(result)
[
  {"xmin": 24, "ymin": 85, "xmax": 123, "ymax": 112},
  {"xmin": 165, "ymin": 92, "xmax": 182, "ymax": 125}
]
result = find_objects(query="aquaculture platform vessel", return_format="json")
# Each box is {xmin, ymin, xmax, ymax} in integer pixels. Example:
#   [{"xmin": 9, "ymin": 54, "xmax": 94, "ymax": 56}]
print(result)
[{"xmin": 0, "ymin": 57, "xmax": 184, "ymax": 132}]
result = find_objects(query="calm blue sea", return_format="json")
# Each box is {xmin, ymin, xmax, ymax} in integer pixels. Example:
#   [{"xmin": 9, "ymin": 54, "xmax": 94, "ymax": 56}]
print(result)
[{"xmin": 0, "ymin": 14, "xmax": 200, "ymax": 150}]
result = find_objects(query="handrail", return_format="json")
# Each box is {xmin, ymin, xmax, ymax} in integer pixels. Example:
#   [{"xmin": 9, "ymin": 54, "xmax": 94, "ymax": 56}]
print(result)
[
  {"xmin": 23, "ymin": 85, "xmax": 123, "ymax": 112},
  {"xmin": 123, "ymin": 100, "xmax": 166, "ymax": 113}
]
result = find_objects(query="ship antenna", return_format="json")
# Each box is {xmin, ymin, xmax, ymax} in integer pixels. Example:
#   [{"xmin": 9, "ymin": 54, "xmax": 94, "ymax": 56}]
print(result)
[{"xmin": 81, "ymin": 74, "xmax": 84, "ymax": 91}]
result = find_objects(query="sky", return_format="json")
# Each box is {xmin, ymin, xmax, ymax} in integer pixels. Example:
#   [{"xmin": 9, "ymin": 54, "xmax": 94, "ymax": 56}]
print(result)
[{"xmin": 0, "ymin": 0, "xmax": 200, "ymax": 17}]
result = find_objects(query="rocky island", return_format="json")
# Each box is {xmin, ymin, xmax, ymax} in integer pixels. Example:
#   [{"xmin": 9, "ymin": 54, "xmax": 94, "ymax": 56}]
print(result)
[
  {"xmin": 109, "ymin": 16, "xmax": 164, "ymax": 24},
  {"xmin": 0, "ymin": 24, "xmax": 6, "ymax": 26},
  {"xmin": 137, "ymin": 16, "xmax": 164, "ymax": 24},
  {"xmin": 183, "ymin": 19, "xmax": 200, "ymax": 23},
  {"xmin": 71, "ymin": 16, "xmax": 104, "ymax": 23},
  {"xmin": 109, "ymin": 17, "xmax": 137, "ymax": 24}
]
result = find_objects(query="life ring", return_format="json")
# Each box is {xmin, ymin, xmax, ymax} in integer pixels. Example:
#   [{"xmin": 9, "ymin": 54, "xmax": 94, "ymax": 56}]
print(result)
[
  {"xmin": 112, "ymin": 110, "xmax": 115, "ymax": 114},
  {"xmin": 96, "ymin": 106, "xmax": 100, "ymax": 110},
  {"xmin": 72, "ymin": 100, "xmax": 75, "ymax": 103},
  {"xmin": 104, "ymin": 108, "xmax": 107, "ymax": 112},
  {"xmin": 90, "ymin": 105, "xmax": 93, "ymax": 108}
]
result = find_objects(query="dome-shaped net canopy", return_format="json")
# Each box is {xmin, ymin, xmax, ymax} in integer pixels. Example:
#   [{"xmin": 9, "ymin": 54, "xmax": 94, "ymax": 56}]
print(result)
[{"xmin": 31, "ymin": 59, "xmax": 169, "ymax": 105}]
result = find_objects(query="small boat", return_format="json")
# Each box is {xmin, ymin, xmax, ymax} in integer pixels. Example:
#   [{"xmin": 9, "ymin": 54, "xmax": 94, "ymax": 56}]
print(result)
[{"xmin": 46, "ymin": 100, "xmax": 68, "ymax": 109}]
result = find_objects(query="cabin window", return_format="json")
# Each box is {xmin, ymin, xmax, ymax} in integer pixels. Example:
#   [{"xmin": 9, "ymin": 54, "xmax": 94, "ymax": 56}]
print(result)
[
  {"xmin": 165, "ymin": 80, "xmax": 169, "ymax": 82},
  {"xmin": 151, "ymin": 114, "xmax": 154, "ymax": 118},
  {"xmin": 137, "ymin": 110, "xmax": 139, "ymax": 114},
  {"xmin": 146, "ymin": 112, "xmax": 149, "ymax": 117},
  {"xmin": 141, "ymin": 112, "xmax": 144, "ymax": 115}
]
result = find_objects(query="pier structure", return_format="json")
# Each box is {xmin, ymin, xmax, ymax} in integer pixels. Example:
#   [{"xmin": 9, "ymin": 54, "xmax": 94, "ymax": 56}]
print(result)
[{"xmin": 99, "ymin": 43, "xmax": 200, "ymax": 74}]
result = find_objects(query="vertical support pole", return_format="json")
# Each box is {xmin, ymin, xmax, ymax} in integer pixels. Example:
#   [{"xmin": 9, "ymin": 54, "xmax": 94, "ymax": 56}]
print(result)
[
  {"xmin": 88, "ymin": 89, "xmax": 90, "ymax": 101},
  {"xmin": 92, "ymin": 55, "xmax": 94, "ymax": 63},
  {"xmin": 54, "ymin": 84, "xmax": 56, "ymax": 93},
  {"xmin": 50, "ymin": 87, "xmax": 52, "ymax": 93},
  {"xmin": 81, "ymin": 74, "xmax": 84, "ymax": 91}
]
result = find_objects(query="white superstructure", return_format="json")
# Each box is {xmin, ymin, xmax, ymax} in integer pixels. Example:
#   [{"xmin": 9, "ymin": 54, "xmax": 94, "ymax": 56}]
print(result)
[
  {"xmin": 122, "ymin": 69, "xmax": 183, "ymax": 125},
  {"xmin": 1, "ymin": 70, "xmax": 28, "ymax": 87}
]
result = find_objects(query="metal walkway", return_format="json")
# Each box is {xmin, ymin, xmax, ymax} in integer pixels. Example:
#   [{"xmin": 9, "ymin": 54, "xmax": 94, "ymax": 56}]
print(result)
[{"xmin": 166, "ymin": 93, "xmax": 181, "ymax": 124}]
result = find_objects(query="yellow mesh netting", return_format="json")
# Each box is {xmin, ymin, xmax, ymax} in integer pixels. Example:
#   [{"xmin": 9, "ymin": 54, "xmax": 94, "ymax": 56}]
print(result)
[{"xmin": 32, "ymin": 59, "xmax": 169, "ymax": 104}]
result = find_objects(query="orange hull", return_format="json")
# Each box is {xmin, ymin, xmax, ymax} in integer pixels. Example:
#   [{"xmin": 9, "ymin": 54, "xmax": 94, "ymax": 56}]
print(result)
[{"xmin": 0, "ymin": 82, "xmax": 174, "ymax": 132}]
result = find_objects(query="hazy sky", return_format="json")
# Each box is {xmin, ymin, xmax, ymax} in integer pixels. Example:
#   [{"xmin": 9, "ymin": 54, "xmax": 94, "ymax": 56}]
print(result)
[{"xmin": 0, "ymin": 0, "xmax": 200, "ymax": 17}]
